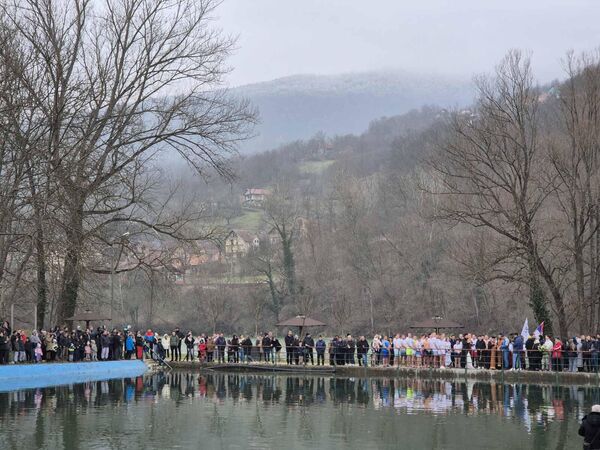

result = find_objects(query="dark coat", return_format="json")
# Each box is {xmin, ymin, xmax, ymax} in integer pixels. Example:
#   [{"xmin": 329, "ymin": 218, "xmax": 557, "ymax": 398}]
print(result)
[
  {"xmin": 262, "ymin": 336, "xmax": 272, "ymax": 349},
  {"xmin": 357, "ymin": 339, "xmax": 369, "ymax": 354},
  {"xmin": 215, "ymin": 336, "xmax": 226, "ymax": 349},
  {"xmin": 303, "ymin": 336, "xmax": 315, "ymax": 350},
  {"xmin": 0, "ymin": 334, "xmax": 9, "ymax": 351},
  {"xmin": 284, "ymin": 335, "xmax": 294, "ymax": 347},
  {"xmin": 579, "ymin": 412, "xmax": 600, "ymax": 449}
]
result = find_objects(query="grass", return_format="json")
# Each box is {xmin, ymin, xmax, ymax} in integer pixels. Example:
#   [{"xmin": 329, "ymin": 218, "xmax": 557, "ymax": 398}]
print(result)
[
  {"xmin": 299, "ymin": 160, "xmax": 336, "ymax": 174},
  {"xmin": 229, "ymin": 208, "xmax": 263, "ymax": 232},
  {"xmin": 205, "ymin": 274, "xmax": 268, "ymax": 285}
]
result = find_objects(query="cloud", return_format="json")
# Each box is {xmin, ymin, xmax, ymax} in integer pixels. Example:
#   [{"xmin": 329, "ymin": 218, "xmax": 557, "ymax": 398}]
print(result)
[{"xmin": 215, "ymin": 0, "xmax": 600, "ymax": 86}]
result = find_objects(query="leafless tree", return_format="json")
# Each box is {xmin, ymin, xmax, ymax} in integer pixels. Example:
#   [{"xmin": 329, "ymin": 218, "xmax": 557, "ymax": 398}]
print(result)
[
  {"xmin": 0, "ymin": 0, "xmax": 255, "ymax": 323},
  {"xmin": 427, "ymin": 51, "xmax": 568, "ymax": 336}
]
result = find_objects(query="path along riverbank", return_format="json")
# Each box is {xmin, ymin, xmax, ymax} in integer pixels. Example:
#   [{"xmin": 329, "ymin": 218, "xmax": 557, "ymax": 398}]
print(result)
[{"xmin": 168, "ymin": 361, "xmax": 600, "ymax": 386}]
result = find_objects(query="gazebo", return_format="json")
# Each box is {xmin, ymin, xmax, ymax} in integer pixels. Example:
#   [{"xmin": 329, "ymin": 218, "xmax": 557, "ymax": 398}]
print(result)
[
  {"xmin": 66, "ymin": 310, "xmax": 111, "ymax": 329},
  {"xmin": 276, "ymin": 315, "xmax": 326, "ymax": 337},
  {"xmin": 410, "ymin": 316, "xmax": 464, "ymax": 334}
]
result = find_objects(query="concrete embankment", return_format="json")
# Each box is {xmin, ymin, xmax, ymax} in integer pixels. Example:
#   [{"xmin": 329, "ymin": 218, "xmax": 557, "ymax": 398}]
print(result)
[
  {"xmin": 168, "ymin": 361, "xmax": 600, "ymax": 386},
  {"xmin": 0, "ymin": 360, "xmax": 148, "ymax": 392}
]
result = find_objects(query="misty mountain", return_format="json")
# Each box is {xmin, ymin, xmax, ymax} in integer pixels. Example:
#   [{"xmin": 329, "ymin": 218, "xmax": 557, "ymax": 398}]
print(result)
[{"xmin": 233, "ymin": 70, "xmax": 475, "ymax": 154}]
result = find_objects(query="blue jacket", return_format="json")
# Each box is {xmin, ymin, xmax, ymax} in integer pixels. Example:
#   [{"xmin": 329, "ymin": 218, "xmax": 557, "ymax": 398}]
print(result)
[
  {"xmin": 513, "ymin": 336, "xmax": 524, "ymax": 351},
  {"xmin": 315, "ymin": 339, "xmax": 326, "ymax": 353},
  {"xmin": 125, "ymin": 336, "xmax": 135, "ymax": 352}
]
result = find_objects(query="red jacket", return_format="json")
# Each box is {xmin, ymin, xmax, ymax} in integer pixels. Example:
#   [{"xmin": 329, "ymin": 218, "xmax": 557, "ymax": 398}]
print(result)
[{"xmin": 552, "ymin": 341, "xmax": 562, "ymax": 359}]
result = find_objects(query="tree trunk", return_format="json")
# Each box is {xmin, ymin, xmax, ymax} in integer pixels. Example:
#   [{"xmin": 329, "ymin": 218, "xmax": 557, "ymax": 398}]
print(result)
[
  {"xmin": 528, "ymin": 261, "xmax": 553, "ymax": 335},
  {"xmin": 57, "ymin": 209, "xmax": 84, "ymax": 325},
  {"xmin": 282, "ymin": 237, "xmax": 296, "ymax": 302},
  {"xmin": 35, "ymin": 228, "xmax": 48, "ymax": 329}
]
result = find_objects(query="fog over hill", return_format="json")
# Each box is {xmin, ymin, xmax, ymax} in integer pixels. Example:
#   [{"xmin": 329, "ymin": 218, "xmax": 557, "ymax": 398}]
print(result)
[{"xmin": 233, "ymin": 70, "xmax": 476, "ymax": 153}]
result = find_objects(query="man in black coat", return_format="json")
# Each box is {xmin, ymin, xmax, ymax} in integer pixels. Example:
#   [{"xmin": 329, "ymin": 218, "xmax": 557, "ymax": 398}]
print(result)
[
  {"xmin": 0, "ymin": 331, "xmax": 9, "ymax": 364},
  {"xmin": 580, "ymin": 405, "xmax": 600, "ymax": 449},
  {"xmin": 357, "ymin": 336, "xmax": 369, "ymax": 367},
  {"xmin": 262, "ymin": 332, "xmax": 273, "ymax": 363},
  {"xmin": 284, "ymin": 331, "xmax": 294, "ymax": 364},
  {"xmin": 113, "ymin": 331, "xmax": 122, "ymax": 360},
  {"xmin": 302, "ymin": 333, "xmax": 315, "ymax": 365}
]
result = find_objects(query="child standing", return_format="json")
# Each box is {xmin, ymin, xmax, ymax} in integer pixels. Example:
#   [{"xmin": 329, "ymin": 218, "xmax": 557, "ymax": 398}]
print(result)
[
  {"xmin": 84, "ymin": 341, "xmax": 92, "ymax": 361},
  {"xmin": 91, "ymin": 340, "xmax": 98, "ymax": 361},
  {"xmin": 34, "ymin": 343, "xmax": 43, "ymax": 363}
]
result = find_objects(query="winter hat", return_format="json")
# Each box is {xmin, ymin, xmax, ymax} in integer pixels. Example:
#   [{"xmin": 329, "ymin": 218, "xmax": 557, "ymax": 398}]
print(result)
[{"xmin": 592, "ymin": 405, "xmax": 600, "ymax": 413}]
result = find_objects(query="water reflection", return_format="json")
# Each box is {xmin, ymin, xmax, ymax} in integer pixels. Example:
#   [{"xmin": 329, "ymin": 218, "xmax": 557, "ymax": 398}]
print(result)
[{"xmin": 0, "ymin": 372, "xmax": 594, "ymax": 449}]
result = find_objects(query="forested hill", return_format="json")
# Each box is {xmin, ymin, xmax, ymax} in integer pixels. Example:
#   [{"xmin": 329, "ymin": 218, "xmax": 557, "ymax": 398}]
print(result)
[
  {"xmin": 232, "ymin": 70, "xmax": 475, "ymax": 154},
  {"xmin": 235, "ymin": 106, "xmax": 445, "ymax": 190}
]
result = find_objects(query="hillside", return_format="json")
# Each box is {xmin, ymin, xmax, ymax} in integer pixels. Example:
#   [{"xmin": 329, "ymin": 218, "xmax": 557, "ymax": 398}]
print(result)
[{"xmin": 232, "ymin": 70, "xmax": 475, "ymax": 154}]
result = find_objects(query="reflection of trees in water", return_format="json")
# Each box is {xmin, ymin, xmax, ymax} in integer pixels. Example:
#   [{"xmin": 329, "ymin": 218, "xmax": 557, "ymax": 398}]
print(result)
[{"xmin": 0, "ymin": 373, "xmax": 596, "ymax": 441}]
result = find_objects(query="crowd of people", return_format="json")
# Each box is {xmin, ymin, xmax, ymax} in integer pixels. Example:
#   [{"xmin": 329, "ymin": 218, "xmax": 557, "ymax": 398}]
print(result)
[{"xmin": 2, "ymin": 318, "xmax": 600, "ymax": 373}]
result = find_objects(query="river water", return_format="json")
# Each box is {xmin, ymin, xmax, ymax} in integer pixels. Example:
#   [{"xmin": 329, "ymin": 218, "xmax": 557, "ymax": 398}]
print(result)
[{"xmin": 0, "ymin": 371, "xmax": 592, "ymax": 449}]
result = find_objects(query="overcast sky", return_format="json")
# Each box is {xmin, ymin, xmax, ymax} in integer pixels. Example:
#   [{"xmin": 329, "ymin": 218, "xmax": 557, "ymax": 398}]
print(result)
[{"xmin": 216, "ymin": 0, "xmax": 600, "ymax": 86}]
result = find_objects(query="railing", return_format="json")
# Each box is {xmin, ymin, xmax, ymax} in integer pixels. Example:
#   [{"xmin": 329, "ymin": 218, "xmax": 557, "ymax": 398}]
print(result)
[{"xmin": 2, "ymin": 340, "xmax": 599, "ymax": 375}]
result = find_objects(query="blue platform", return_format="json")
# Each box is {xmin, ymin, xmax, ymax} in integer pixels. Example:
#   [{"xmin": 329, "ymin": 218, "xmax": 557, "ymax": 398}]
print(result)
[{"xmin": 0, "ymin": 360, "xmax": 148, "ymax": 392}]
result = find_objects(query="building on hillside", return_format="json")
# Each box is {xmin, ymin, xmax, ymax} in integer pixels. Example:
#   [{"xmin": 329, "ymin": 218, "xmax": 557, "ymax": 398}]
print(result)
[
  {"xmin": 169, "ymin": 241, "xmax": 222, "ymax": 284},
  {"xmin": 243, "ymin": 188, "xmax": 270, "ymax": 206},
  {"xmin": 267, "ymin": 217, "xmax": 311, "ymax": 245},
  {"xmin": 224, "ymin": 230, "xmax": 260, "ymax": 258}
]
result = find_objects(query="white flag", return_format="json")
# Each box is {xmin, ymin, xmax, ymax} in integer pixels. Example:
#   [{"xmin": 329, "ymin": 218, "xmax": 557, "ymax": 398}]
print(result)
[{"xmin": 521, "ymin": 318, "xmax": 530, "ymax": 340}]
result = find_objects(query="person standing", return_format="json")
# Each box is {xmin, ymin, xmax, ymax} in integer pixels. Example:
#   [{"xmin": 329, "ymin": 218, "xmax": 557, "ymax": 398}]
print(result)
[
  {"xmin": 292, "ymin": 334, "xmax": 301, "ymax": 365},
  {"xmin": 144, "ymin": 329, "xmax": 155, "ymax": 358},
  {"xmin": 162, "ymin": 333, "xmax": 171, "ymax": 360},
  {"xmin": 513, "ymin": 334, "xmax": 524, "ymax": 370},
  {"xmin": 303, "ymin": 333, "xmax": 315, "ymax": 365},
  {"xmin": 135, "ymin": 332, "xmax": 144, "ymax": 360},
  {"xmin": 230, "ymin": 335, "xmax": 239, "ymax": 363},
  {"xmin": 530, "ymin": 338, "xmax": 541, "ymax": 371},
  {"xmin": 357, "ymin": 336, "xmax": 369, "ymax": 367},
  {"xmin": 541, "ymin": 336, "xmax": 553, "ymax": 371},
  {"xmin": 184, "ymin": 332, "xmax": 195, "ymax": 361},
  {"xmin": 241, "ymin": 335, "xmax": 252, "ymax": 362},
  {"xmin": 206, "ymin": 336, "xmax": 215, "ymax": 362},
  {"xmin": 579, "ymin": 405, "xmax": 600, "ymax": 449},
  {"xmin": 284, "ymin": 331, "xmax": 294, "ymax": 365},
  {"xmin": 552, "ymin": 338, "xmax": 563, "ymax": 371},
  {"xmin": 346, "ymin": 334, "xmax": 356, "ymax": 365},
  {"xmin": 215, "ymin": 333, "xmax": 226, "ymax": 363},
  {"xmin": 99, "ymin": 331, "xmax": 110, "ymax": 360},
  {"xmin": 316, "ymin": 335, "xmax": 326, "ymax": 366},
  {"xmin": 499, "ymin": 334, "xmax": 510, "ymax": 369},
  {"xmin": 380, "ymin": 336, "xmax": 391, "ymax": 367},
  {"xmin": 273, "ymin": 336, "xmax": 282, "ymax": 363},
  {"xmin": 0, "ymin": 331, "xmax": 9, "ymax": 364},
  {"xmin": 170, "ymin": 331, "xmax": 180, "ymax": 361},
  {"xmin": 113, "ymin": 331, "xmax": 123, "ymax": 360},
  {"xmin": 125, "ymin": 333, "xmax": 135, "ymax": 359},
  {"xmin": 330, "ymin": 336, "xmax": 338, "ymax": 366},
  {"xmin": 262, "ymin": 332, "xmax": 273, "ymax": 363}
]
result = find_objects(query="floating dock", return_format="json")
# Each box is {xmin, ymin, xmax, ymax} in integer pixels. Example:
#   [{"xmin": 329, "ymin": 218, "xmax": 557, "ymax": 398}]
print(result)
[{"xmin": 0, "ymin": 360, "xmax": 148, "ymax": 392}]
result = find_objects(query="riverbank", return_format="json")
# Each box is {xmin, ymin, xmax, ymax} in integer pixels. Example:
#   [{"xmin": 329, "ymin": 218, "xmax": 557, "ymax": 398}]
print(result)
[
  {"xmin": 0, "ymin": 360, "xmax": 147, "ymax": 392},
  {"xmin": 168, "ymin": 361, "xmax": 600, "ymax": 386}
]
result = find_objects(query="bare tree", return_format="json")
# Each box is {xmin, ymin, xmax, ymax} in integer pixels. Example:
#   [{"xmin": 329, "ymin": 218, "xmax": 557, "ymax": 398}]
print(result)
[
  {"xmin": 550, "ymin": 51, "xmax": 600, "ymax": 331},
  {"xmin": 263, "ymin": 182, "xmax": 300, "ymax": 307},
  {"xmin": 0, "ymin": 0, "xmax": 255, "ymax": 323},
  {"xmin": 427, "ymin": 51, "xmax": 568, "ymax": 336}
]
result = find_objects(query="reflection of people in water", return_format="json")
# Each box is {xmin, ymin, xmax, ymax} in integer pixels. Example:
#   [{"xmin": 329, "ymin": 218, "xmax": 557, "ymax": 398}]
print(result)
[{"xmin": 1, "ymin": 371, "xmax": 600, "ymax": 445}]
